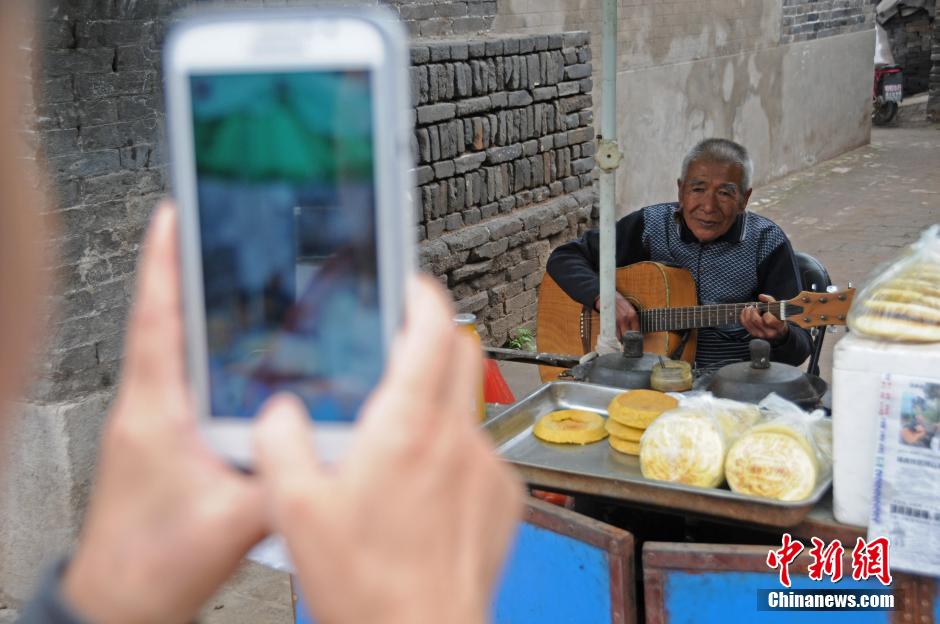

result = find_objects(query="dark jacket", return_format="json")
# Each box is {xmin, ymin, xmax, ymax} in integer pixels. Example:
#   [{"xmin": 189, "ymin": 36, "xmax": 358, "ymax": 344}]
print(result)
[{"xmin": 546, "ymin": 202, "xmax": 813, "ymax": 367}]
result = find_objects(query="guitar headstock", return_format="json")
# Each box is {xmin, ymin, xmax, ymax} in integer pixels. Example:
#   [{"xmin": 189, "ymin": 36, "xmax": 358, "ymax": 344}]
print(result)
[{"xmin": 785, "ymin": 288, "xmax": 855, "ymax": 329}]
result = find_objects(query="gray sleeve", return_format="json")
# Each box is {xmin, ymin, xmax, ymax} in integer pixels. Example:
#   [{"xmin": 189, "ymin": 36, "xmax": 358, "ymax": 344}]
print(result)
[{"xmin": 17, "ymin": 559, "xmax": 89, "ymax": 624}]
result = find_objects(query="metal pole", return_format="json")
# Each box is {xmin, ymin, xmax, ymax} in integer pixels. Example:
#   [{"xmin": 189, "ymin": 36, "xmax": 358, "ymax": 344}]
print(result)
[{"xmin": 596, "ymin": 0, "xmax": 621, "ymax": 351}]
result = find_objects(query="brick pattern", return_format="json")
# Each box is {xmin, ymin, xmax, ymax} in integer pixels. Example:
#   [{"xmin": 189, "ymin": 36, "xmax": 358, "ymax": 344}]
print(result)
[
  {"xmin": 930, "ymin": 18, "xmax": 940, "ymax": 121},
  {"xmin": 410, "ymin": 33, "xmax": 596, "ymax": 345},
  {"xmin": 34, "ymin": 0, "xmax": 593, "ymax": 402},
  {"xmin": 397, "ymin": 0, "xmax": 497, "ymax": 38},
  {"xmin": 781, "ymin": 0, "xmax": 874, "ymax": 43},
  {"xmin": 882, "ymin": 8, "xmax": 936, "ymax": 94},
  {"xmin": 36, "ymin": 8, "xmax": 167, "ymax": 404}
]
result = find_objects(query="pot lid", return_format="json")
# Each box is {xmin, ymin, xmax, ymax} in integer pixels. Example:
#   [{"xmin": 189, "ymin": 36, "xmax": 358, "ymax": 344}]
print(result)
[
  {"xmin": 590, "ymin": 331, "xmax": 661, "ymax": 373},
  {"xmin": 568, "ymin": 331, "xmax": 659, "ymax": 388},
  {"xmin": 707, "ymin": 339, "xmax": 821, "ymax": 404}
]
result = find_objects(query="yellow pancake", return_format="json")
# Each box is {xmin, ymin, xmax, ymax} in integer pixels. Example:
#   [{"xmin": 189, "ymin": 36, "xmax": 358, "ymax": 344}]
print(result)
[
  {"xmin": 609, "ymin": 435, "xmax": 641, "ymax": 455},
  {"xmin": 533, "ymin": 409, "xmax": 608, "ymax": 444},
  {"xmin": 604, "ymin": 418, "xmax": 644, "ymax": 442},
  {"xmin": 639, "ymin": 412, "xmax": 726, "ymax": 488},
  {"xmin": 607, "ymin": 389, "xmax": 678, "ymax": 429},
  {"xmin": 725, "ymin": 429, "xmax": 818, "ymax": 501}
]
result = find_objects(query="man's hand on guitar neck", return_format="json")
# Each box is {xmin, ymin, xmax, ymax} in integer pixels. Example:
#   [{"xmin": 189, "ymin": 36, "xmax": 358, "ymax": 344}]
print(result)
[
  {"xmin": 594, "ymin": 292, "xmax": 639, "ymax": 338},
  {"xmin": 740, "ymin": 293, "xmax": 790, "ymax": 345}
]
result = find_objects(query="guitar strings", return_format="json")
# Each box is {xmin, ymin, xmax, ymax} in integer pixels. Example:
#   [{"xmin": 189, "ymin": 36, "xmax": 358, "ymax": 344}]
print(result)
[{"xmin": 640, "ymin": 302, "xmax": 783, "ymax": 332}]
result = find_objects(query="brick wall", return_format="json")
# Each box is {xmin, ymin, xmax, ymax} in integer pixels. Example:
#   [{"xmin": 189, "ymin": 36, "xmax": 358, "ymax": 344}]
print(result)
[
  {"xmin": 396, "ymin": 0, "xmax": 497, "ymax": 37},
  {"xmin": 410, "ymin": 34, "xmax": 595, "ymax": 346},
  {"xmin": 36, "ymin": 5, "xmax": 167, "ymax": 405},
  {"xmin": 881, "ymin": 7, "xmax": 936, "ymax": 94},
  {"xmin": 33, "ymin": 0, "xmax": 593, "ymax": 405},
  {"xmin": 781, "ymin": 0, "xmax": 874, "ymax": 43},
  {"xmin": 930, "ymin": 17, "xmax": 940, "ymax": 120}
]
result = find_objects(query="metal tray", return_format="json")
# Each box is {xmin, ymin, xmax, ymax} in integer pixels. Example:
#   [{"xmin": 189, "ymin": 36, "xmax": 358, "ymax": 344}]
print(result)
[{"xmin": 484, "ymin": 382, "xmax": 832, "ymax": 527}]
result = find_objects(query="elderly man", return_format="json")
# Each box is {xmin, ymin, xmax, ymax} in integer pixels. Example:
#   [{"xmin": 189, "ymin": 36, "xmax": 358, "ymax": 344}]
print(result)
[{"xmin": 546, "ymin": 138, "xmax": 812, "ymax": 367}]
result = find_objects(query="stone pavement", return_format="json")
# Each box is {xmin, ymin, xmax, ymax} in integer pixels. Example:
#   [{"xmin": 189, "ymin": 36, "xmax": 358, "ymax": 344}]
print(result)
[{"xmin": 750, "ymin": 120, "xmax": 940, "ymax": 379}]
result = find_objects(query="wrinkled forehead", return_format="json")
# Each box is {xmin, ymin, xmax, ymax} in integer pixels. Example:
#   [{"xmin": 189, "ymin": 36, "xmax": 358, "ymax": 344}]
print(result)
[{"xmin": 684, "ymin": 158, "xmax": 746, "ymax": 188}]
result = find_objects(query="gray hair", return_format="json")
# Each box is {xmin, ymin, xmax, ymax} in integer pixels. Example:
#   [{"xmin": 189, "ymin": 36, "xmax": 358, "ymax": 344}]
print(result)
[{"xmin": 680, "ymin": 138, "xmax": 753, "ymax": 192}]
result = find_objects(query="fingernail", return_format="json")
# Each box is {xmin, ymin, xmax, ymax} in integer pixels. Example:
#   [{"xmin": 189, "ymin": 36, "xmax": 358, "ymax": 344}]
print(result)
[{"xmin": 258, "ymin": 393, "xmax": 307, "ymax": 424}]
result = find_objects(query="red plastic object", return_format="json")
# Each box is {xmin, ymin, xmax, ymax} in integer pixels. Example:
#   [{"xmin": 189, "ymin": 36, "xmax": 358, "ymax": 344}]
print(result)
[
  {"xmin": 531, "ymin": 489, "xmax": 575, "ymax": 508},
  {"xmin": 483, "ymin": 359, "xmax": 515, "ymax": 404}
]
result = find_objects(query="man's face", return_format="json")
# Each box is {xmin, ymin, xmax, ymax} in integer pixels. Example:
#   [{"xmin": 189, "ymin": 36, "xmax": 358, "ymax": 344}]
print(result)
[{"xmin": 677, "ymin": 159, "xmax": 752, "ymax": 243}]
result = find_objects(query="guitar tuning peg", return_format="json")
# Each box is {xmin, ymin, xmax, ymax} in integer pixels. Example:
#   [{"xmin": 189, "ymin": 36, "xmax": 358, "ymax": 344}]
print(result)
[
  {"xmin": 847, "ymin": 281, "xmax": 853, "ymax": 289},
  {"xmin": 811, "ymin": 283, "xmax": 818, "ymax": 292},
  {"xmin": 826, "ymin": 285, "xmax": 838, "ymax": 293},
  {"xmin": 827, "ymin": 325, "xmax": 842, "ymax": 334}
]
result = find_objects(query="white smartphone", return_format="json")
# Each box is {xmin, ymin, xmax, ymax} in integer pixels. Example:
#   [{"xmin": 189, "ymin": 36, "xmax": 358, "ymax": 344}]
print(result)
[{"xmin": 164, "ymin": 9, "xmax": 414, "ymax": 466}]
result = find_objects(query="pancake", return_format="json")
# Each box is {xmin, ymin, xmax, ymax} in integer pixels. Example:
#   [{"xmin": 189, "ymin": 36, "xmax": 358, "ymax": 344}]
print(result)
[
  {"xmin": 604, "ymin": 418, "xmax": 644, "ymax": 442},
  {"xmin": 607, "ymin": 389, "xmax": 678, "ymax": 429},
  {"xmin": 639, "ymin": 412, "xmax": 726, "ymax": 488},
  {"xmin": 725, "ymin": 424, "xmax": 819, "ymax": 501},
  {"xmin": 532, "ymin": 409, "xmax": 608, "ymax": 444},
  {"xmin": 608, "ymin": 436, "xmax": 640, "ymax": 456}
]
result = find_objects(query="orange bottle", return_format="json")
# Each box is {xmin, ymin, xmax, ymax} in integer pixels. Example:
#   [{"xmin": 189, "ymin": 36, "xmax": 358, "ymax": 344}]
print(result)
[{"xmin": 453, "ymin": 313, "xmax": 486, "ymax": 421}]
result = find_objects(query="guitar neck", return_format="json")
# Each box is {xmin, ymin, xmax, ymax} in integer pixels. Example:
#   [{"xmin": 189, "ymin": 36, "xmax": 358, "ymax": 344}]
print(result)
[{"xmin": 638, "ymin": 301, "xmax": 785, "ymax": 333}]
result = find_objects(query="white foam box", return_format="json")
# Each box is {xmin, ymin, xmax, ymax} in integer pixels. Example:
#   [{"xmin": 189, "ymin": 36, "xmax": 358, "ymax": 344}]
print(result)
[{"xmin": 831, "ymin": 333, "xmax": 940, "ymax": 526}]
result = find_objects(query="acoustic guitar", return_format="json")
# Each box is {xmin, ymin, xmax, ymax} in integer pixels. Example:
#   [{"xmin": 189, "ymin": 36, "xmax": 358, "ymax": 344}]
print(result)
[{"xmin": 535, "ymin": 261, "xmax": 855, "ymax": 381}]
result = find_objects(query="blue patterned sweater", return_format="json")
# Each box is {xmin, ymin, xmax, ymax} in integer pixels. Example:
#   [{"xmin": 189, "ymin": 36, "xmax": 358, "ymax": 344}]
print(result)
[{"xmin": 546, "ymin": 202, "xmax": 812, "ymax": 367}]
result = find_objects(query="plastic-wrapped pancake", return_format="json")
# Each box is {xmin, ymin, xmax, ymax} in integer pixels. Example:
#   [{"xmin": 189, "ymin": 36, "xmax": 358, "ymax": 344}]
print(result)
[
  {"xmin": 607, "ymin": 389, "xmax": 678, "ymax": 429},
  {"xmin": 604, "ymin": 418, "xmax": 644, "ymax": 442},
  {"xmin": 724, "ymin": 423, "xmax": 819, "ymax": 501},
  {"xmin": 608, "ymin": 436, "xmax": 640, "ymax": 456},
  {"xmin": 847, "ymin": 227, "xmax": 940, "ymax": 342},
  {"xmin": 710, "ymin": 400, "xmax": 763, "ymax": 440},
  {"xmin": 639, "ymin": 412, "xmax": 727, "ymax": 488},
  {"xmin": 532, "ymin": 409, "xmax": 608, "ymax": 444}
]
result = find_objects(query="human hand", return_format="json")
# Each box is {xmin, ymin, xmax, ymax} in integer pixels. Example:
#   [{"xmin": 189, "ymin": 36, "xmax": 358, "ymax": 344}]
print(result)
[
  {"xmin": 253, "ymin": 276, "xmax": 524, "ymax": 624},
  {"xmin": 62, "ymin": 204, "xmax": 266, "ymax": 624},
  {"xmin": 596, "ymin": 292, "xmax": 639, "ymax": 337},
  {"xmin": 740, "ymin": 294, "xmax": 789, "ymax": 344}
]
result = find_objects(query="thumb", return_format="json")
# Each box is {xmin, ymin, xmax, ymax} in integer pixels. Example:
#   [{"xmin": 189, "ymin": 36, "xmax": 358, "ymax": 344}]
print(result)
[{"xmin": 253, "ymin": 394, "xmax": 329, "ymax": 524}]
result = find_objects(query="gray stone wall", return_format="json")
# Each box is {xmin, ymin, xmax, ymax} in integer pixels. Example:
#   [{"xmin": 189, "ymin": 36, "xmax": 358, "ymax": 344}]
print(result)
[
  {"xmin": 33, "ymin": 0, "xmax": 564, "ymax": 410},
  {"xmin": 36, "ymin": 6, "xmax": 168, "ymax": 407},
  {"xmin": 2, "ymin": 3, "xmax": 594, "ymax": 604},
  {"xmin": 930, "ymin": 17, "xmax": 940, "ymax": 120},
  {"xmin": 881, "ymin": 7, "xmax": 936, "ymax": 94},
  {"xmin": 410, "ymin": 34, "xmax": 595, "ymax": 346},
  {"xmin": 781, "ymin": 0, "xmax": 874, "ymax": 43},
  {"xmin": 396, "ymin": 0, "xmax": 497, "ymax": 37}
]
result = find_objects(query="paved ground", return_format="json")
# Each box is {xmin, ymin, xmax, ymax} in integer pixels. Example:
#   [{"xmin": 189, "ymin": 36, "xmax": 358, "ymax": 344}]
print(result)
[{"xmin": 499, "ymin": 107, "xmax": 940, "ymax": 400}]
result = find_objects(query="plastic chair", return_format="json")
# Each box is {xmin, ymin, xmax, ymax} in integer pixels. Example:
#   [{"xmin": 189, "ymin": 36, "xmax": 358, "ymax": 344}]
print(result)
[{"xmin": 793, "ymin": 251, "xmax": 831, "ymax": 377}]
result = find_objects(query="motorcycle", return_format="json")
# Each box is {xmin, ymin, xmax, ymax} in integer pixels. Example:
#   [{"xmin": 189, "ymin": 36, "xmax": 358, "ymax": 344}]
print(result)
[{"xmin": 873, "ymin": 65, "xmax": 904, "ymax": 126}]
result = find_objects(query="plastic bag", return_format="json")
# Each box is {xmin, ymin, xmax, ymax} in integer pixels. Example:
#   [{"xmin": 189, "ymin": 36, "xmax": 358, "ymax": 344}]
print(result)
[
  {"xmin": 874, "ymin": 23, "xmax": 896, "ymax": 66},
  {"xmin": 847, "ymin": 225, "xmax": 940, "ymax": 343},
  {"xmin": 639, "ymin": 393, "xmax": 762, "ymax": 488},
  {"xmin": 724, "ymin": 394, "xmax": 832, "ymax": 502}
]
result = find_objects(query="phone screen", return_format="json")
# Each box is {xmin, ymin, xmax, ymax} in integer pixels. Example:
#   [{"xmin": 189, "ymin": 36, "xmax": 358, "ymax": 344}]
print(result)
[{"xmin": 189, "ymin": 70, "xmax": 382, "ymax": 421}]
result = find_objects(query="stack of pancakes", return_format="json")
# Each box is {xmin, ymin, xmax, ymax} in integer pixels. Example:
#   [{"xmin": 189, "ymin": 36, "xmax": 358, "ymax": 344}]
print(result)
[
  {"xmin": 850, "ymin": 263, "xmax": 940, "ymax": 342},
  {"xmin": 639, "ymin": 399, "xmax": 761, "ymax": 488},
  {"xmin": 605, "ymin": 389, "xmax": 677, "ymax": 456}
]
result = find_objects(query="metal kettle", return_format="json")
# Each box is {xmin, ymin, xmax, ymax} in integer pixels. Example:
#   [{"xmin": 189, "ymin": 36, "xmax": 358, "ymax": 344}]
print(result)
[
  {"xmin": 565, "ymin": 332, "xmax": 660, "ymax": 389},
  {"xmin": 707, "ymin": 339, "xmax": 827, "ymax": 409}
]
